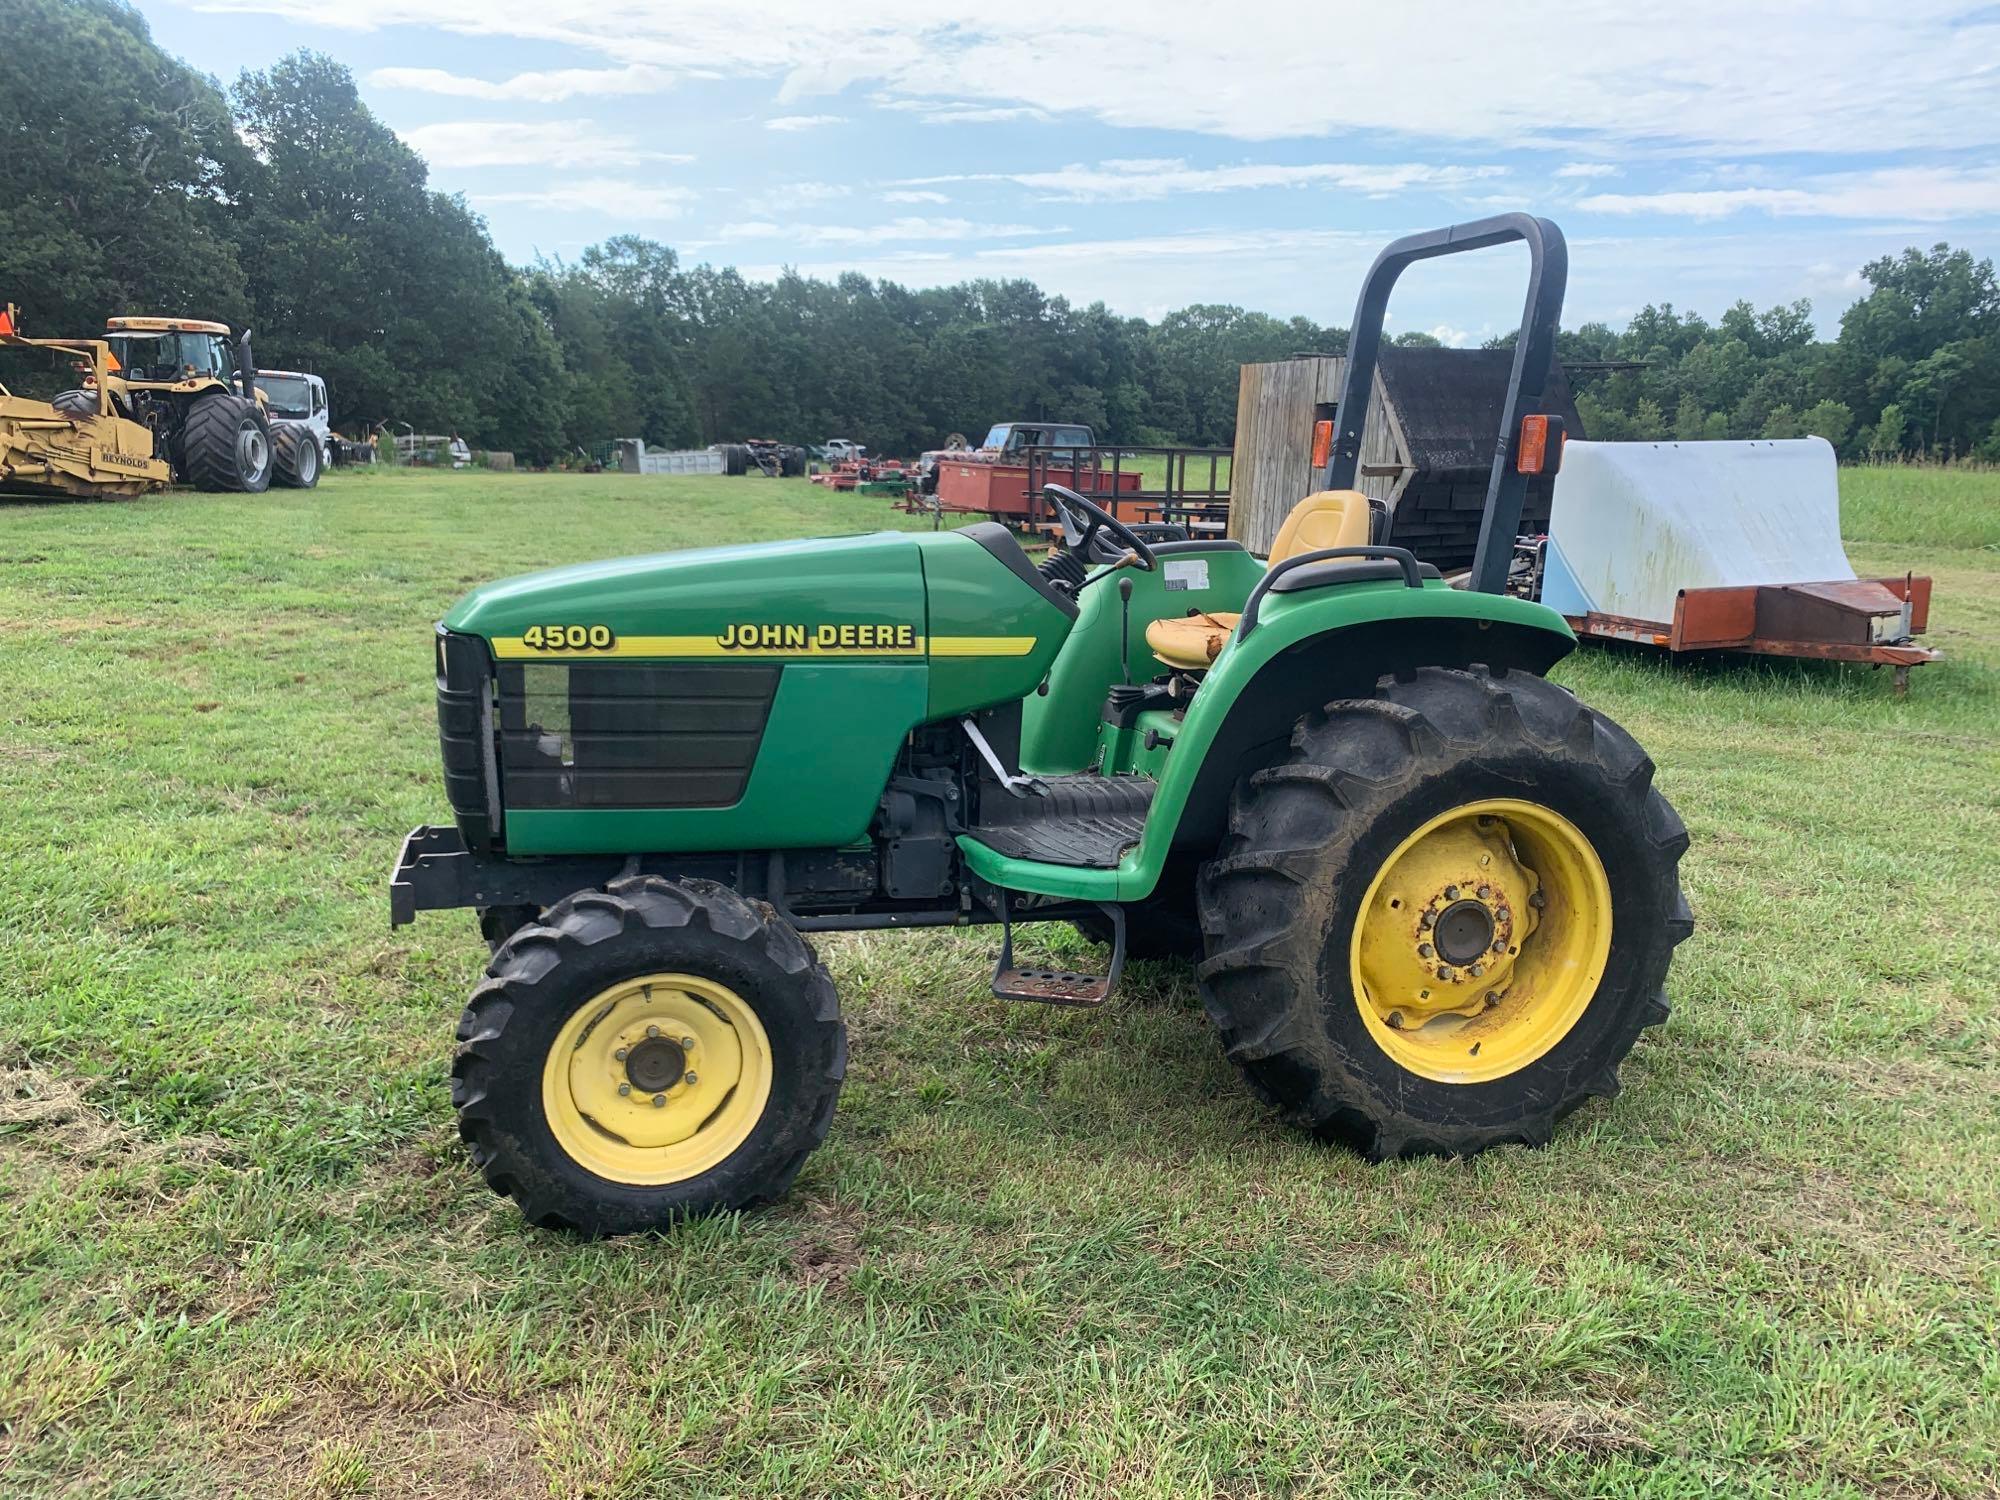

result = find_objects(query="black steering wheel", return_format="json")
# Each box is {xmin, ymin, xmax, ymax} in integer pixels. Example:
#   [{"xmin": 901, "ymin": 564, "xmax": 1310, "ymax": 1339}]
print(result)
[{"xmin": 1042, "ymin": 483, "xmax": 1158, "ymax": 575}]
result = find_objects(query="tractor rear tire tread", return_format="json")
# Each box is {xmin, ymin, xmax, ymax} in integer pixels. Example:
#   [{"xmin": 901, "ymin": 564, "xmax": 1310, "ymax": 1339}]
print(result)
[
  {"xmin": 271, "ymin": 420, "xmax": 321, "ymax": 489},
  {"xmin": 452, "ymin": 875, "xmax": 844, "ymax": 1234},
  {"xmin": 1195, "ymin": 665, "xmax": 1690, "ymax": 1161}
]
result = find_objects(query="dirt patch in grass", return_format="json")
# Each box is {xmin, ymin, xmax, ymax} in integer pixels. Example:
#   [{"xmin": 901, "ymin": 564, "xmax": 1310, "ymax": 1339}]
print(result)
[
  {"xmin": 220, "ymin": 1387, "xmax": 539, "ymax": 1499},
  {"xmin": 0, "ymin": 1064, "xmax": 135, "ymax": 1159},
  {"xmin": 1496, "ymin": 1398, "xmax": 1653, "ymax": 1461},
  {"xmin": 786, "ymin": 1194, "xmax": 869, "ymax": 1290},
  {"xmin": 0, "ymin": 1062, "xmax": 233, "ymax": 1187}
]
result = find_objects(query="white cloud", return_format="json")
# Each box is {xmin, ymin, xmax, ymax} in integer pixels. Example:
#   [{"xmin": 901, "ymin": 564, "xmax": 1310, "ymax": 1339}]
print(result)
[
  {"xmin": 881, "ymin": 189, "xmax": 949, "ymax": 204},
  {"xmin": 1555, "ymin": 162, "xmax": 1619, "ymax": 179},
  {"xmin": 1428, "ymin": 323, "xmax": 1471, "ymax": 346},
  {"xmin": 400, "ymin": 120, "xmax": 690, "ymax": 169},
  {"xmin": 714, "ymin": 216, "xmax": 1061, "ymax": 247},
  {"xmin": 473, "ymin": 178, "xmax": 694, "ymax": 219},
  {"xmin": 1578, "ymin": 166, "xmax": 2000, "ymax": 222},
  {"xmin": 765, "ymin": 114, "xmax": 844, "ymax": 131},
  {"xmin": 879, "ymin": 100, "xmax": 1053, "ymax": 125},
  {"xmin": 367, "ymin": 63, "xmax": 670, "ymax": 102},
  {"xmin": 907, "ymin": 159, "xmax": 1506, "ymax": 202},
  {"xmin": 191, "ymin": 0, "xmax": 2000, "ymax": 154}
]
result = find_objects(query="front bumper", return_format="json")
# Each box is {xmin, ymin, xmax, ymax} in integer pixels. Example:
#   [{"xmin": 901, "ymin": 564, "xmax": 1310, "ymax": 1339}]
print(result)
[{"xmin": 388, "ymin": 823, "xmax": 627, "ymax": 928}]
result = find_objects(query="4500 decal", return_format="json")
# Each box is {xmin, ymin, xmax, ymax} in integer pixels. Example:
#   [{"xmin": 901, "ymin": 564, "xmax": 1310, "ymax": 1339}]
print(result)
[{"xmin": 519, "ymin": 624, "xmax": 616, "ymax": 650}]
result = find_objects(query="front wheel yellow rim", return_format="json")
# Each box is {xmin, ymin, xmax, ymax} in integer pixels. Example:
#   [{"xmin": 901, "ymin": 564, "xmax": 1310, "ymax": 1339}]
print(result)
[
  {"xmin": 541, "ymin": 973, "xmax": 773, "ymax": 1186},
  {"xmin": 1349, "ymin": 799, "xmax": 1612, "ymax": 1084}
]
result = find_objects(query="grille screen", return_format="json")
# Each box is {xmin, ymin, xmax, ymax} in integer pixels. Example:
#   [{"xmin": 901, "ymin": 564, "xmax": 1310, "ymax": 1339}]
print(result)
[{"xmin": 496, "ymin": 661, "xmax": 780, "ymax": 810}]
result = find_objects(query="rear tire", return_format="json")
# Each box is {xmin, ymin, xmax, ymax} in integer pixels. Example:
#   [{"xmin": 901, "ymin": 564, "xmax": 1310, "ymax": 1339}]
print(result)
[
  {"xmin": 52, "ymin": 389, "xmax": 100, "ymax": 418},
  {"xmin": 1195, "ymin": 666, "xmax": 1691, "ymax": 1159},
  {"xmin": 181, "ymin": 393, "xmax": 272, "ymax": 492},
  {"xmin": 271, "ymin": 421, "xmax": 321, "ymax": 488},
  {"xmin": 452, "ymin": 876, "xmax": 845, "ymax": 1234}
]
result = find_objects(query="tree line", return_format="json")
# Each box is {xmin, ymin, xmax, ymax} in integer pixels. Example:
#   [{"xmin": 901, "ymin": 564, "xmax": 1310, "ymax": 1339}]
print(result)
[{"xmin": 5, "ymin": 0, "xmax": 1997, "ymax": 465}]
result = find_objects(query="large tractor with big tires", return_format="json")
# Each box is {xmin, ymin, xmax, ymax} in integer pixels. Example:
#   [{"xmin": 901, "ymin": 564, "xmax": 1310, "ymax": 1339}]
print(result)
[
  {"xmin": 390, "ymin": 215, "xmax": 1693, "ymax": 1234},
  {"xmin": 60, "ymin": 315, "xmax": 322, "ymax": 492}
]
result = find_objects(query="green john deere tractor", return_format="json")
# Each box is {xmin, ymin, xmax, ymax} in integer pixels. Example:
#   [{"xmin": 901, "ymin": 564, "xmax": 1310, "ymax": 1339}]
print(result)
[{"xmin": 391, "ymin": 216, "xmax": 1692, "ymax": 1233}]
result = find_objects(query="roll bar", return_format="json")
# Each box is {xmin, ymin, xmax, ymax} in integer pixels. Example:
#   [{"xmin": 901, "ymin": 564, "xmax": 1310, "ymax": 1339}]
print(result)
[{"xmin": 1319, "ymin": 213, "xmax": 1568, "ymax": 596}]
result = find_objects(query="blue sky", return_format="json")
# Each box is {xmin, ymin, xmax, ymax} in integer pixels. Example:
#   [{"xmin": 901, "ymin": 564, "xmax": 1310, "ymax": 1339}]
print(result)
[{"xmin": 142, "ymin": 1, "xmax": 2000, "ymax": 342}]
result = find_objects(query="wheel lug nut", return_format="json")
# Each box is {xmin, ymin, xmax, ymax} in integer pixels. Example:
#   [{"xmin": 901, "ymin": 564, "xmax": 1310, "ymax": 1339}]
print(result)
[
  {"xmin": 652, "ymin": 1094, "xmax": 666, "ymax": 1107},
  {"xmin": 1438, "ymin": 966, "xmax": 1456, "ymax": 982},
  {"xmin": 1386, "ymin": 1011, "xmax": 1406, "ymax": 1029},
  {"xmin": 1444, "ymin": 885, "xmax": 1459, "ymax": 900},
  {"xmin": 614, "ymin": 1047, "xmax": 628, "ymax": 1061},
  {"xmin": 684, "ymin": 1071, "xmax": 698, "ymax": 1086},
  {"xmin": 617, "ymin": 1083, "xmax": 631, "ymax": 1096},
  {"xmin": 1469, "ymin": 963, "xmax": 1484, "ymax": 978},
  {"xmin": 646, "ymin": 1025, "xmax": 661, "ymax": 1038},
  {"xmin": 1477, "ymin": 884, "xmax": 1491, "ymax": 899},
  {"xmin": 1530, "ymin": 890, "xmax": 1546, "ymax": 910},
  {"xmin": 681, "ymin": 1036, "xmax": 695, "ymax": 1049},
  {"xmin": 1419, "ymin": 912, "xmax": 1435, "ymax": 929},
  {"xmin": 1484, "ymin": 990, "xmax": 1501, "ymax": 1009},
  {"xmin": 1418, "ymin": 943, "xmax": 1434, "ymax": 958},
  {"xmin": 1493, "ymin": 939, "xmax": 1507, "ymax": 953}
]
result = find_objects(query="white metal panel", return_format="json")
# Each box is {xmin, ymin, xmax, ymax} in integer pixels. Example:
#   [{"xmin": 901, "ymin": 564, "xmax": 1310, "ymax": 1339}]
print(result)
[{"xmin": 1542, "ymin": 437, "xmax": 1855, "ymax": 623}]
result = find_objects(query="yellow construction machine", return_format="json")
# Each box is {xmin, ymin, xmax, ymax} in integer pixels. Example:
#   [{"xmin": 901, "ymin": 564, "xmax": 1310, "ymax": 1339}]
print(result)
[{"xmin": 0, "ymin": 304, "xmax": 172, "ymax": 500}]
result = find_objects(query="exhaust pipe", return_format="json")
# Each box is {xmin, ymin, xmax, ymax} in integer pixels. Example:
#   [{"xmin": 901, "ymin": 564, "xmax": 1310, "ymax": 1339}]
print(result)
[{"xmin": 235, "ymin": 329, "xmax": 257, "ymax": 404}]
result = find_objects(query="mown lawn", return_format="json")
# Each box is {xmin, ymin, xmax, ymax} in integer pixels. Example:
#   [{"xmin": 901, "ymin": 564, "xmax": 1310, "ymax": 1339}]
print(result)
[{"xmin": 1, "ymin": 466, "xmax": 1996, "ymax": 1498}]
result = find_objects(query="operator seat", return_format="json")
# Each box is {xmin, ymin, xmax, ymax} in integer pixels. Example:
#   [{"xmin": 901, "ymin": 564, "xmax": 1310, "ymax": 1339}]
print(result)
[{"xmin": 1143, "ymin": 490, "xmax": 1372, "ymax": 669}]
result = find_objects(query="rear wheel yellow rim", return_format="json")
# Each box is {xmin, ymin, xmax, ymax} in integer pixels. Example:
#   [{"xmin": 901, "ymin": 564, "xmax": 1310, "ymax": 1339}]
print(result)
[
  {"xmin": 541, "ymin": 973, "xmax": 772, "ymax": 1186},
  {"xmin": 1349, "ymin": 798, "xmax": 1611, "ymax": 1084}
]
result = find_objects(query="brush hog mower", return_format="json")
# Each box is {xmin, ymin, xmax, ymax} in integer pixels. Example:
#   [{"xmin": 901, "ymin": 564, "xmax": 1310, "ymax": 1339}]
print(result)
[
  {"xmin": 390, "ymin": 216, "xmax": 1693, "ymax": 1234},
  {"xmin": 0, "ymin": 305, "xmax": 171, "ymax": 500}
]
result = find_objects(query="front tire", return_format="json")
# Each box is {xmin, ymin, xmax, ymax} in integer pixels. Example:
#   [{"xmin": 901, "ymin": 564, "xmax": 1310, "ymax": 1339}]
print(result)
[
  {"xmin": 452, "ymin": 876, "xmax": 845, "ymax": 1233},
  {"xmin": 1196, "ymin": 666, "xmax": 1691, "ymax": 1159},
  {"xmin": 181, "ymin": 393, "xmax": 272, "ymax": 492}
]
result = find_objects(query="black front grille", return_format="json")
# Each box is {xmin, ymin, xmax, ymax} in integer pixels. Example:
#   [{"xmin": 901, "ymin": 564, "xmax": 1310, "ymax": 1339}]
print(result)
[
  {"xmin": 435, "ymin": 628, "xmax": 496, "ymax": 850},
  {"xmin": 496, "ymin": 661, "xmax": 779, "ymax": 810}
]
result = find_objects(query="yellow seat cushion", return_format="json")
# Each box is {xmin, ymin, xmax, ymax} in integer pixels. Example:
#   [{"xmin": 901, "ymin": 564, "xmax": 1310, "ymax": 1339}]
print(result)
[
  {"xmin": 1142, "ymin": 492, "xmax": 1374, "ymax": 670},
  {"xmin": 1144, "ymin": 611, "xmax": 1240, "ymax": 670}
]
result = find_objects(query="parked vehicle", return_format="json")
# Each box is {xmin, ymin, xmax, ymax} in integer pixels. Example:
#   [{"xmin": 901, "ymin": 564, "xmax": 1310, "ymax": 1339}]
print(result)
[{"xmin": 388, "ymin": 215, "xmax": 1692, "ymax": 1235}]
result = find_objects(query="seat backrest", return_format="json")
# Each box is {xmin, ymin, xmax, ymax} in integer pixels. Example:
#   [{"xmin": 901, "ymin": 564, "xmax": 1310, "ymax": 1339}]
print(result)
[{"xmin": 1268, "ymin": 490, "xmax": 1372, "ymax": 565}]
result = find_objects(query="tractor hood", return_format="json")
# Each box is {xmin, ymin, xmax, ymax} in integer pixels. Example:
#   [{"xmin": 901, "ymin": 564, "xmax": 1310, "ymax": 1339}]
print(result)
[
  {"xmin": 444, "ymin": 530, "xmax": 929, "ymax": 659},
  {"xmin": 440, "ymin": 524, "xmax": 1073, "ymax": 717}
]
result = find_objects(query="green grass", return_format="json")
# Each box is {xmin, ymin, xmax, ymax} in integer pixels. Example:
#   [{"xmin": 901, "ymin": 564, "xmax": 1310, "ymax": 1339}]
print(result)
[
  {"xmin": 1836, "ymin": 462, "xmax": 2000, "ymax": 551},
  {"xmin": 2, "ymin": 465, "xmax": 1997, "ymax": 1498}
]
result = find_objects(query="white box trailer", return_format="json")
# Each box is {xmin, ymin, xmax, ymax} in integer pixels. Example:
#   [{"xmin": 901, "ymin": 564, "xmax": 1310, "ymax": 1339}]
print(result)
[{"xmin": 1534, "ymin": 437, "xmax": 1937, "ymax": 691}]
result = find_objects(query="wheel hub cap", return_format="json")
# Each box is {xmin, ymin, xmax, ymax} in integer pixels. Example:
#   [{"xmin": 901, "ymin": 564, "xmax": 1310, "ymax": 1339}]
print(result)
[
  {"xmin": 1433, "ymin": 897, "xmax": 1498, "ymax": 967},
  {"xmin": 623, "ymin": 1035, "xmax": 687, "ymax": 1094}
]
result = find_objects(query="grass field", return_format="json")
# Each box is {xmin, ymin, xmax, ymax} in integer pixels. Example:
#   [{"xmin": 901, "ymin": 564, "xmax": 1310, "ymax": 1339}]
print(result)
[{"xmin": 2, "ymin": 465, "xmax": 1997, "ymax": 1498}]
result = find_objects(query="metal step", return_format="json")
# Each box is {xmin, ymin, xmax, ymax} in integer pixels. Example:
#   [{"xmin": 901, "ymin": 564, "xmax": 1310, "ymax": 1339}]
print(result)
[{"xmin": 991, "ymin": 900, "xmax": 1126, "ymax": 1008}]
